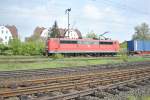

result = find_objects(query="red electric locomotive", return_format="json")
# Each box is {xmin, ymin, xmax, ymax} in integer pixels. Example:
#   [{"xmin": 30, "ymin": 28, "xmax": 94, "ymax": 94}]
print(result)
[{"xmin": 46, "ymin": 38, "xmax": 120, "ymax": 56}]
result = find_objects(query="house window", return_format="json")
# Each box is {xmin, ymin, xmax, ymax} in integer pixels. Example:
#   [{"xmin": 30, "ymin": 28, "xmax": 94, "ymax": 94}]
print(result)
[
  {"xmin": 5, "ymin": 36, "xmax": 7, "ymax": 39},
  {"xmin": 1, "ymin": 30, "xmax": 3, "ymax": 34},
  {"xmin": 9, "ymin": 36, "xmax": 11, "ymax": 40}
]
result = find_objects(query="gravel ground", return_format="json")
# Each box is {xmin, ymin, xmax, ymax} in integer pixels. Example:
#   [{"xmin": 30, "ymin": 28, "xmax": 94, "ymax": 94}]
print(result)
[
  {"xmin": 79, "ymin": 80, "xmax": 150, "ymax": 100},
  {"xmin": 4, "ymin": 81, "xmax": 150, "ymax": 100},
  {"xmin": 1, "ymin": 61, "xmax": 150, "ymax": 81},
  {"xmin": 2, "ymin": 61, "xmax": 150, "ymax": 100}
]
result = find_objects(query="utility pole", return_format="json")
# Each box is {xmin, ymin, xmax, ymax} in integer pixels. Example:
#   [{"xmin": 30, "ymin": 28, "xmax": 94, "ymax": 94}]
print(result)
[{"xmin": 65, "ymin": 8, "xmax": 71, "ymax": 37}]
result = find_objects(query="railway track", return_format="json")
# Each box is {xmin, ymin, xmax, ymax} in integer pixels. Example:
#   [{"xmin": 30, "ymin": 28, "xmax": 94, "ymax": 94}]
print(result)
[
  {"xmin": 0, "ymin": 67, "xmax": 149, "ymax": 88},
  {"xmin": 0, "ymin": 61, "xmax": 150, "ymax": 79},
  {"xmin": 0, "ymin": 66, "xmax": 150, "ymax": 100},
  {"xmin": 0, "ymin": 56, "xmax": 120, "ymax": 64},
  {"xmin": 39, "ymin": 77, "xmax": 149, "ymax": 100}
]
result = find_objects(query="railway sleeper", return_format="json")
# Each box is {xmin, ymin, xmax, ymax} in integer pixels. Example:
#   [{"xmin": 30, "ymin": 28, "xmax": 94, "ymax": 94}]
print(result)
[
  {"xmin": 8, "ymin": 84, "xmax": 18, "ymax": 89},
  {"xmin": 135, "ymin": 81, "xmax": 148, "ymax": 86},
  {"xmin": 116, "ymin": 86, "xmax": 130, "ymax": 91},
  {"xmin": 21, "ymin": 77, "xmax": 149, "ymax": 100},
  {"xmin": 62, "ymin": 89, "xmax": 79, "ymax": 94},
  {"xmin": 19, "ymin": 95, "xmax": 32, "ymax": 100},
  {"xmin": 3, "ymin": 97, "xmax": 19, "ymax": 100},
  {"xmin": 1, "ymin": 71, "xmax": 149, "ymax": 99},
  {"xmin": 1, "ymin": 69, "xmax": 148, "ymax": 89},
  {"xmin": 142, "ymin": 80, "xmax": 150, "ymax": 84},
  {"xmin": 50, "ymin": 91, "xmax": 64, "ymax": 96},
  {"xmin": 104, "ymin": 89, "xmax": 119, "ymax": 95},
  {"xmin": 78, "ymin": 96, "xmax": 100, "ymax": 100},
  {"xmin": 34, "ymin": 92, "xmax": 48, "ymax": 98},
  {"xmin": 90, "ymin": 91, "xmax": 106, "ymax": 99},
  {"xmin": 125, "ymin": 84, "xmax": 138, "ymax": 88}
]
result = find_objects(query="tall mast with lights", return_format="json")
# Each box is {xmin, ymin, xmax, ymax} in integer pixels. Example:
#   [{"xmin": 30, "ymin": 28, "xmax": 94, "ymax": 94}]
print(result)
[{"xmin": 65, "ymin": 8, "xmax": 71, "ymax": 37}]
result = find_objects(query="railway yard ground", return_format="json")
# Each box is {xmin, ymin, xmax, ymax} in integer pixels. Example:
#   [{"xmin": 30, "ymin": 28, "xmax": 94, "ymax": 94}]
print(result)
[
  {"xmin": 0, "ymin": 55, "xmax": 150, "ymax": 71},
  {"xmin": 0, "ymin": 56, "xmax": 150, "ymax": 100}
]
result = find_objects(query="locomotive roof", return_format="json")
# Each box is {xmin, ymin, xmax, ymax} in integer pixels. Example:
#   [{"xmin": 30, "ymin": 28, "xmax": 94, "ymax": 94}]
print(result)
[{"xmin": 48, "ymin": 38, "xmax": 118, "ymax": 42}]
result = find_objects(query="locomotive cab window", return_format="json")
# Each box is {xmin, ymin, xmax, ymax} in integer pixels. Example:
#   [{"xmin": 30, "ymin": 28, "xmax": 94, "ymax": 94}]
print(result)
[
  {"xmin": 60, "ymin": 40, "xmax": 77, "ymax": 44},
  {"xmin": 99, "ymin": 42, "xmax": 113, "ymax": 45}
]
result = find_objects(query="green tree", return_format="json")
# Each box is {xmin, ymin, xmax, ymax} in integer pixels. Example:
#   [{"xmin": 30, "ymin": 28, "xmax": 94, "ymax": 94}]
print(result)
[
  {"xmin": 0, "ymin": 38, "xmax": 45, "ymax": 56},
  {"xmin": 132, "ymin": 22, "xmax": 150, "ymax": 40},
  {"xmin": 120, "ymin": 41, "xmax": 127, "ymax": 49},
  {"xmin": 86, "ymin": 31, "xmax": 98, "ymax": 39},
  {"xmin": 49, "ymin": 21, "xmax": 60, "ymax": 38},
  {"xmin": 0, "ymin": 44, "xmax": 6, "ymax": 54},
  {"xmin": 0, "ymin": 44, "xmax": 11, "ymax": 55},
  {"xmin": 9, "ymin": 38, "xmax": 22, "ymax": 55},
  {"xmin": 21, "ymin": 41, "xmax": 45, "ymax": 55}
]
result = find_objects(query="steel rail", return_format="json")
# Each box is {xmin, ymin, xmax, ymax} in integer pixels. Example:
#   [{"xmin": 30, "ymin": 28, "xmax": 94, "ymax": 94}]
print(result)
[
  {"xmin": 1, "ymin": 67, "xmax": 150, "ymax": 88},
  {"xmin": 40, "ymin": 76, "xmax": 150, "ymax": 100},
  {"xmin": 0, "ymin": 68, "xmax": 149, "ymax": 98},
  {"xmin": 0, "ymin": 61, "xmax": 150, "ymax": 79}
]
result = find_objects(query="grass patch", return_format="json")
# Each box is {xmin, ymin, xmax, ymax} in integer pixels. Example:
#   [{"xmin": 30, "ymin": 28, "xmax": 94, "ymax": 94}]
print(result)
[
  {"xmin": 0, "ymin": 56, "xmax": 150, "ymax": 71},
  {"xmin": 128, "ymin": 96, "xmax": 150, "ymax": 100}
]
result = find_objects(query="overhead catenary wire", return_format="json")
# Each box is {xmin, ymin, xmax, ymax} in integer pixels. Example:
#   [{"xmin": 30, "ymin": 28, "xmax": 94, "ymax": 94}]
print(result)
[{"xmin": 94, "ymin": 0, "xmax": 150, "ymax": 16}]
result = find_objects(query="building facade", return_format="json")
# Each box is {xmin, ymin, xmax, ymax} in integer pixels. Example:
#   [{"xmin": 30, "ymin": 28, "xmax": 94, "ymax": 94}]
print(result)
[
  {"xmin": 0, "ymin": 26, "xmax": 12, "ymax": 44},
  {"xmin": 65, "ymin": 29, "xmax": 80, "ymax": 39},
  {"xmin": 26, "ymin": 26, "xmax": 82, "ymax": 42},
  {"xmin": 40, "ymin": 28, "xmax": 49, "ymax": 38}
]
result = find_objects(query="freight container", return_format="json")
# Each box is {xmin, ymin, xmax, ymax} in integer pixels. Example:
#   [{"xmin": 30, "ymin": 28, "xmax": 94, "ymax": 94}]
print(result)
[{"xmin": 127, "ymin": 40, "xmax": 150, "ymax": 55}]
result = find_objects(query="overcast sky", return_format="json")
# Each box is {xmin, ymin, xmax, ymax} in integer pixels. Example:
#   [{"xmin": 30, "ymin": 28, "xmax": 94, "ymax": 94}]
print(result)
[{"xmin": 0, "ymin": 0, "xmax": 150, "ymax": 42}]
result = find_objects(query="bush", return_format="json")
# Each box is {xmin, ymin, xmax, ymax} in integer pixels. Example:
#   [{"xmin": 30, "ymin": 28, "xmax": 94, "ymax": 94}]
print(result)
[
  {"xmin": 51, "ymin": 54, "xmax": 64, "ymax": 59},
  {"xmin": 0, "ymin": 39, "xmax": 46, "ymax": 56},
  {"xmin": 0, "ymin": 44, "xmax": 12, "ymax": 55},
  {"xmin": 3, "ymin": 50, "xmax": 13, "ymax": 55},
  {"xmin": 9, "ymin": 39, "xmax": 22, "ymax": 55},
  {"xmin": 0, "ymin": 39, "xmax": 45, "ymax": 56},
  {"xmin": 21, "ymin": 41, "xmax": 45, "ymax": 55},
  {"xmin": 119, "ymin": 49, "xmax": 128, "ymax": 62}
]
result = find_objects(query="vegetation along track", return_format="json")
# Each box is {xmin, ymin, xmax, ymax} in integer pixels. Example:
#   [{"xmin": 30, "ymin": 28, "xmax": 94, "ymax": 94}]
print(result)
[
  {"xmin": 0, "ymin": 66, "xmax": 150, "ymax": 100},
  {"xmin": 0, "ymin": 56, "xmax": 120, "ymax": 64},
  {"xmin": 0, "ymin": 61, "xmax": 150, "ymax": 80}
]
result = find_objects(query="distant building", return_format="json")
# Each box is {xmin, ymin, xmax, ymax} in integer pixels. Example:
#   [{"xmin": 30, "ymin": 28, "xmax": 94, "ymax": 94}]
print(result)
[
  {"xmin": 0, "ymin": 25, "xmax": 18, "ymax": 44},
  {"xmin": 25, "ymin": 26, "xmax": 48, "ymax": 42},
  {"xmin": 5, "ymin": 25, "xmax": 18, "ymax": 38},
  {"xmin": 40, "ymin": 28, "xmax": 49, "ymax": 38},
  {"xmin": 64, "ymin": 29, "xmax": 82, "ymax": 39},
  {"xmin": 57, "ymin": 28, "xmax": 82, "ymax": 39},
  {"xmin": 26, "ymin": 26, "xmax": 82, "ymax": 42}
]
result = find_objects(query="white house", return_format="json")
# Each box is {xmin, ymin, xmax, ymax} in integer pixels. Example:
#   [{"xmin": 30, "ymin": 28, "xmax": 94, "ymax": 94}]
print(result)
[
  {"xmin": 65, "ymin": 29, "xmax": 79, "ymax": 39},
  {"xmin": 26, "ymin": 27, "xmax": 82, "ymax": 42},
  {"xmin": 0, "ymin": 26, "xmax": 13, "ymax": 44},
  {"xmin": 40, "ymin": 28, "xmax": 81, "ymax": 39},
  {"xmin": 40, "ymin": 28, "xmax": 49, "ymax": 38}
]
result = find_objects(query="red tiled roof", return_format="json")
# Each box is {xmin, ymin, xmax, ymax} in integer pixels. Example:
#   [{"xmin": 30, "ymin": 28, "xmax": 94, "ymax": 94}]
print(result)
[
  {"xmin": 31, "ymin": 27, "xmax": 82, "ymax": 38},
  {"xmin": 74, "ymin": 29, "xmax": 82, "ymax": 39},
  {"xmin": 33, "ymin": 26, "xmax": 45, "ymax": 36},
  {"xmin": 5, "ymin": 25, "xmax": 18, "ymax": 38}
]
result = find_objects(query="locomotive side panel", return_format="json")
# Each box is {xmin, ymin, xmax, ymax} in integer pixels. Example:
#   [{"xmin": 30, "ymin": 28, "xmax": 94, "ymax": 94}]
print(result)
[
  {"xmin": 47, "ymin": 38, "xmax": 119, "ymax": 55},
  {"xmin": 77, "ymin": 40, "xmax": 99, "ymax": 52},
  {"xmin": 47, "ymin": 38, "xmax": 59, "ymax": 53},
  {"xmin": 59, "ymin": 40, "xmax": 78, "ymax": 53}
]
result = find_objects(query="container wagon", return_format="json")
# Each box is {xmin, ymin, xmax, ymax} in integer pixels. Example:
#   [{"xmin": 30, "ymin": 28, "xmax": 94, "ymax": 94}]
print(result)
[{"xmin": 127, "ymin": 40, "xmax": 150, "ymax": 55}]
